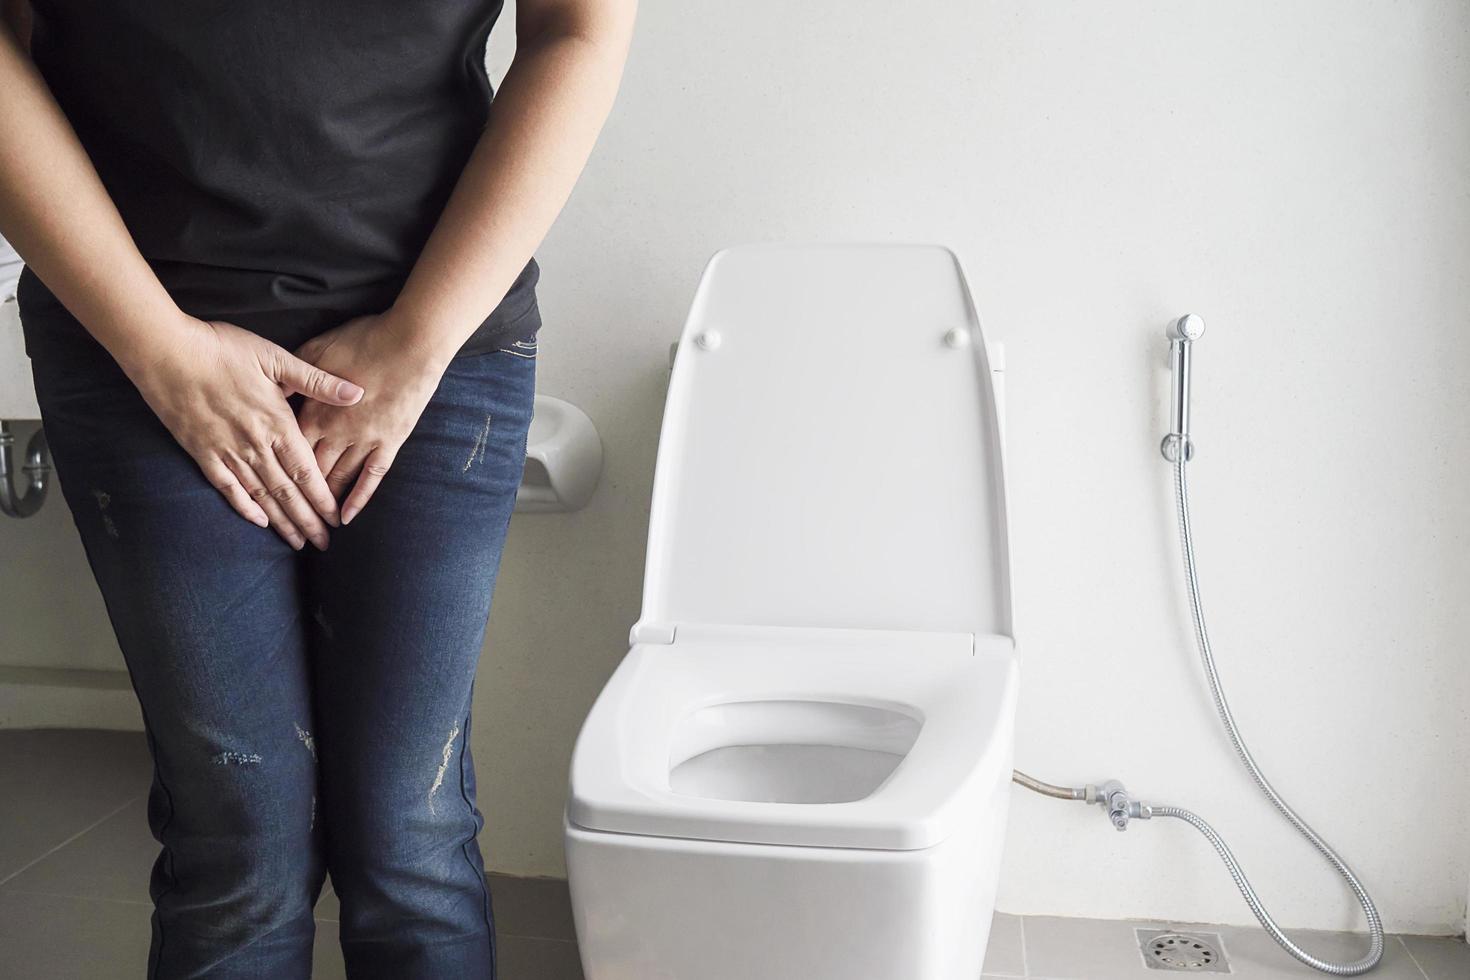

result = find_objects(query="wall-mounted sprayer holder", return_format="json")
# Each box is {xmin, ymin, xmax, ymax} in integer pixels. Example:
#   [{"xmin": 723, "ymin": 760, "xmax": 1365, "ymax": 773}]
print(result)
[
  {"xmin": 1161, "ymin": 313, "xmax": 1205, "ymax": 463},
  {"xmin": 1013, "ymin": 313, "xmax": 1385, "ymax": 977}
]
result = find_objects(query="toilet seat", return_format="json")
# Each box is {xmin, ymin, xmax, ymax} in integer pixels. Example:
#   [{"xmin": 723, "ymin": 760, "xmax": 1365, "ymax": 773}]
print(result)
[
  {"xmin": 566, "ymin": 245, "xmax": 1017, "ymax": 979},
  {"xmin": 567, "ymin": 623, "xmax": 1019, "ymax": 851}
]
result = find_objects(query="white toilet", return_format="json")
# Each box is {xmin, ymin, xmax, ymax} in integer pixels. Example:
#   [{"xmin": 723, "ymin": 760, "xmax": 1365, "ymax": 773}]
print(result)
[{"xmin": 564, "ymin": 243, "xmax": 1018, "ymax": 980}]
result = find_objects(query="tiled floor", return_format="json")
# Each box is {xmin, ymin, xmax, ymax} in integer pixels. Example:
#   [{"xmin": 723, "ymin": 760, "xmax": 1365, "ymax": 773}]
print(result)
[
  {"xmin": 979, "ymin": 912, "xmax": 1467, "ymax": 980},
  {"xmin": 0, "ymin": 729, "xmax": 582, "ymax": 979},
  {"xmin": 2, "ymin": 729, "xmax": 1466, "ymax": 979}
]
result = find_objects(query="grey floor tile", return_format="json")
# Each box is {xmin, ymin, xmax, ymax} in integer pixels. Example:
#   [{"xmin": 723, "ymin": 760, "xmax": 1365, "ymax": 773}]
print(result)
[
  {"xmin": 1022, "ymin": 915, "xmax": 1425, "ymax": 980},
  {"xmin": 1216, "ymin": 923, "xmax": 1425, "ymax": 979},
  {"xmin": 1023, "ymin": 914, "xmax": 1158, "ymax": 979},
  {"xmin": 0, "ymin": 890, "xmax": 152, "ymax": 979},
  {"xmin": 2, "ymin": 795, "xmax": 154, "ymax": 902},
  {"xmin": 315, "ymin": 881, "xmax": 340, "ymax": 922},
  {"xmin": 0, "ymin": 729, "xmax": 151, "ymax": 881},
  {"xmin": 982, "ymin": 911, "xmax": 1026, "ymax": 976},
  {"xmin": 1401, "ymin": 934, "xmax": 1470, "ymax": 980},
  {"xmin": 491, "ymin": 873, "xmax": 576, "ymax": 942},
  {"xmin": 311, "ymin": 919, "xmax": 348, "ymax": 980},
  {"xmin": 498, "ymin": 935, "xmax": 584, "ymax": 980}
]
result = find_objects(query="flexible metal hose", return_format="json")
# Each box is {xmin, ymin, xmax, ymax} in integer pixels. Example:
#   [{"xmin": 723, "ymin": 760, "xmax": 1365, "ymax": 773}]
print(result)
[
  {"xmin": 1012, "ymin": 770, "xmax": 1085, "ymax": 801},
  {"xmin": 1170, "ymin": 457, "xmax": 1383, "ymax": 975}
]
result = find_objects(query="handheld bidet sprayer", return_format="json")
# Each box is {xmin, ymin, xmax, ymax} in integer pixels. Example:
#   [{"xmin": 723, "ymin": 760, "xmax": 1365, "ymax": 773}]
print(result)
[
  {"xmin": 1016, "ymin": 310, "xmax": 1385, "ymax": 976},
  {"xmin": 1161, "ymin": 313, "xmax": 1205, "ymax": 462}
]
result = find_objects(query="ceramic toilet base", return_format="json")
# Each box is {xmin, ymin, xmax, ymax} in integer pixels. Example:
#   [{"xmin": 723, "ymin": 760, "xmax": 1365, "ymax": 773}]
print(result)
[{"xmin": 565, "ymin": 787, "xmax": 1009, "ymax": 980}]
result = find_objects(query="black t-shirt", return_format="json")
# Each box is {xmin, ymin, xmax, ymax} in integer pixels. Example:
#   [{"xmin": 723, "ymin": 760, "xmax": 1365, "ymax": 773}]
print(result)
[{"xmin": 19, "ymin": 0, "xmax": 538, "ymax": 360}]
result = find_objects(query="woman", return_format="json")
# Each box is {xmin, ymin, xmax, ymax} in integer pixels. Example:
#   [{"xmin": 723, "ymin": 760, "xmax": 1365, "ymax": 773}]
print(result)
[{"xmin": 0, "ymin": 0, "xmax": 634, "ymax": 976}]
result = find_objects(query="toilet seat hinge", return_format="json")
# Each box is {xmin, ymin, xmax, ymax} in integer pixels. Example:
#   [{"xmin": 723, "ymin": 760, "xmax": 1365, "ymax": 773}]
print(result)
[{"xmin": 629, "ymin": 621, "xmax": 678, "ymax": 645}]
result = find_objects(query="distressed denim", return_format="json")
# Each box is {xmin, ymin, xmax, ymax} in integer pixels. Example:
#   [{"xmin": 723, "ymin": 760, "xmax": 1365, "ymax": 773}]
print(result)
[{"xmin": 30, "ymin": 338, "xmax": 536, "ymax": 979}]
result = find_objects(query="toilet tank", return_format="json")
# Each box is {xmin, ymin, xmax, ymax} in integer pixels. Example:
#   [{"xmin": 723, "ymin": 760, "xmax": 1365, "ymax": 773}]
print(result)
[{"xmin": 637, "ymin": 244, "xmax": 1012, "ymax": 642}]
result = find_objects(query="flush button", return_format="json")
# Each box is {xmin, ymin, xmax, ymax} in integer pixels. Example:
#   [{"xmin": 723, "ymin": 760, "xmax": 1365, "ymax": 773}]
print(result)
[
  {"xmin": 944, "ymin": 327, "xmax": 971, "ymax": 349},
  {"xmin": 695, "ymin": 330, "xmax": 722, "ymax": 351}
]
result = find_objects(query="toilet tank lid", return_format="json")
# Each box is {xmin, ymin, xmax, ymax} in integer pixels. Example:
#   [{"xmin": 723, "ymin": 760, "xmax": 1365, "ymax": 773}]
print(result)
[{"xmin": 639, "ymin": 243, "xmax": 1013, "ymax": 640}]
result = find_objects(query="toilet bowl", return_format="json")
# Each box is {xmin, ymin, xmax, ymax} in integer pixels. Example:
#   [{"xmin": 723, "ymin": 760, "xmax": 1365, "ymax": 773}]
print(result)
[{"xmin": 565, "ymin": 243, "xmax": 1016, "ymax": 980}]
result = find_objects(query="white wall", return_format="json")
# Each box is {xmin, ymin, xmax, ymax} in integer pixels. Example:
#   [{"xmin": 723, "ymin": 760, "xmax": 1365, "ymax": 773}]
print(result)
[
  {"xmin": 486, "ymin": 0, "xmax": 1470, "ymax": 933},
  {"xmin": 4, "ymin": 0, "xmax": 1468, "ymax": 935}
]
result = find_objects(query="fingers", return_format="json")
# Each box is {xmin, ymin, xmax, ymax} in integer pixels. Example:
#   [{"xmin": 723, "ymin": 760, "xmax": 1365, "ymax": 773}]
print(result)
[
  {"xmin": 341, "ymin": 445, "xmax": 396, "ymax": 525},
  {"xmin": 212, "ymin": 418, "xmax": 340, "ymax": 549},
  {"xmin": 269, "ymin": 350, "xmax": 365, "ymax": 407},
  {"xmin": 312, "ymin": 438, "xmax": 351, "ymax": 498},
  {"xmin": 151, "ymin": 325, "xmax": 359, "ymax": 546},
  {"xmin": 252, "ymin": 449, "xmax": 332, "ymax": 550},
  {"xmin": 225, "ymin": 457, "xmax": 311, "ymax": 550},
  {"xmin": 198, "ymin": 457, "xmax": 270, "ymax": 529},
  {"xmin": 323, "ymin": 443, "xmax": 369, "ymax": 503},
  {"xmin": 274, "ymin": 430, "xmax": 341, "ymax": 527}
]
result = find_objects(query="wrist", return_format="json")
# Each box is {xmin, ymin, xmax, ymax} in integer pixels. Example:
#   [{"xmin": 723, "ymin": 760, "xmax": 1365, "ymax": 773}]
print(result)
[
  {"xmin": 107, "ymin": 306, "xmax": 206, "ymax": 383},
  {"xmin": 380, "ymin": 303, "xmax": 466, "ymax": 372}
]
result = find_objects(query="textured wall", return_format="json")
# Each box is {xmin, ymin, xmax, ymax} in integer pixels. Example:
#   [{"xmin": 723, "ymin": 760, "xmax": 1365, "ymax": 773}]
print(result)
[{"xmin": 3, "ymin": 0, "xmax": 1466, "ymax": 935}]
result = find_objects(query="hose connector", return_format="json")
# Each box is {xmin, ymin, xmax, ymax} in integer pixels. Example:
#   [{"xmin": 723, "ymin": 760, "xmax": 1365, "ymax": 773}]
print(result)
[{"xmin": 1085, "ymin": 780, "xmax": 1153, "ymax": 831}]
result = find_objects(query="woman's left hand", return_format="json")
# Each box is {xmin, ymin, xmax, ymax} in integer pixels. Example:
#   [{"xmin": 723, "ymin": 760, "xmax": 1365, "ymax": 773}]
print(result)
[{"xmin": 295, "ymin": 313, "xmax": 450, "ymax": 525}]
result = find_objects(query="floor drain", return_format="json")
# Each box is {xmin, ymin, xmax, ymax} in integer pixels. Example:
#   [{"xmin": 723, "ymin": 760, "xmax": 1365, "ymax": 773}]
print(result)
[{"xmin": 1136, "ymin": 928, "xmax": 1231, "ymax": 973}]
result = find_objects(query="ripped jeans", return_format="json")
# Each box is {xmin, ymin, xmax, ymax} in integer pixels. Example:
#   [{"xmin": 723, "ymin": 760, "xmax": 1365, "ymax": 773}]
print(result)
[{"xmin": 30, "ymin": 337, "xmax": 536, "ymax": 979}]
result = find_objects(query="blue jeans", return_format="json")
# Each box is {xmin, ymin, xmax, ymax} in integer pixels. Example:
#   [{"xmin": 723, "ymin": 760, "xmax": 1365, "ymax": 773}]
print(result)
[{"xmin": 30, "ymin": 339, "xmax": 536, "ymax": 979}]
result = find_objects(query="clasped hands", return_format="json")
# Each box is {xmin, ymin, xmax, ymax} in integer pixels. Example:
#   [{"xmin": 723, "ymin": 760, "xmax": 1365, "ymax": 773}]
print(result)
[{"xmin": 125, "ymin": 310, "xmax": 448, "ymax": 550}]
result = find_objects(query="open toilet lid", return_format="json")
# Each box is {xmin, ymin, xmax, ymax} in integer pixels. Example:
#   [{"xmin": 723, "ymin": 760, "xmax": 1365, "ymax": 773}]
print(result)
[{"xmin": 638, "ymin": 244, "xmax": 1013, "ymax": 641}]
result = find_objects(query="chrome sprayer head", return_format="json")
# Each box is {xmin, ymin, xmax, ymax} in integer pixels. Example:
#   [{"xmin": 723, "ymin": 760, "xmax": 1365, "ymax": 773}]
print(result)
[
  {"xmin": 1167, "ymin": 313, "xmax": 1206, "ymax": 343},
  {"xmin": 1162, "ymin": 314, "xmax": 1205, "ymax": 462}
]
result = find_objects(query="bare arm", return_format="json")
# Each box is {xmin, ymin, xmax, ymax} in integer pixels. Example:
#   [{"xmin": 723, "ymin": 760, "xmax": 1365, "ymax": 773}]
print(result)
[
  {"xmin": 297, "ymin": 0, "xmax": 637, "ymax": 522},
  {"xmin": 0, "ymin": 7, "xmax": 188, "ymax": 371},
  {"xmin": 390, "ymin": 0, "xmax": 638, "ymax": 356},
  {"xmin": 0, "ymin": 10, "xmax": 365, "ymax": 548}
]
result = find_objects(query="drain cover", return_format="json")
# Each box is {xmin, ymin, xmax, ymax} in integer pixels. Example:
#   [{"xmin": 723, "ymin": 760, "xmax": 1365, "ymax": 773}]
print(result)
[{"xmin": 1136, "ymin": 929, "xmax": 1230, "ymax": 973}]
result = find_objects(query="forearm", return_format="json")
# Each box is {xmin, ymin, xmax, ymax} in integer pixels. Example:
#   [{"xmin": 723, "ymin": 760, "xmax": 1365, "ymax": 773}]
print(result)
[
  {"xmin": 388, "ymin": 4, "xmax": 636, "ymax": 362},
  {"xmin": 0, "ymin": 19, "xmax": 187, "ymax": 374}
]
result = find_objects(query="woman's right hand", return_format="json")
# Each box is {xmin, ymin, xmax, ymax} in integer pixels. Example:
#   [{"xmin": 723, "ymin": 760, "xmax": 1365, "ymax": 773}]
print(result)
[
  {"xmin": 121, "ymin": 315, "xmax": 365, "ymax": 550},
  {"xmin": 5, "ymin": 9, "xmax": 364, "ymax": 548}
]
